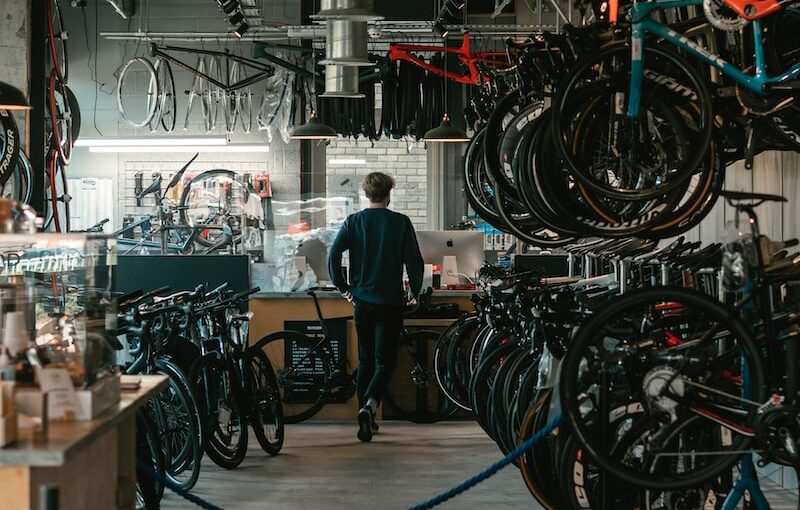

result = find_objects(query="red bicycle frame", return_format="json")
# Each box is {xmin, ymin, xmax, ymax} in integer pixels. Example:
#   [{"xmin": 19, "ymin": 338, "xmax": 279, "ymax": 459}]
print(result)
[{"xmin": 388, "ymin": 32, "xmax": 511, "ymax": 85}]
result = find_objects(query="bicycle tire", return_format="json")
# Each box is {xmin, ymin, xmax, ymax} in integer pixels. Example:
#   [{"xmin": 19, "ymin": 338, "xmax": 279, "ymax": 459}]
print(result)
[
  {"xmin": 384, "ymin": 329, "xmax": 457, "ymax": 424},
  {"xmin": 178, "ymin": 168, "xmax": 251, "ymax": 249},
  {"xmin": 517, "ymin": 389, "xmax": 561, "ymax": 510},
  {"xmin": 136, "ymin": 408, "xmax": 165, "ymax": 510},
  {"xmin": 46, "ymin": 148, "xmax": 71, "ymax": 233},
  {"xmin": 47, "ymin": 0, "xmax": 68, "ymax": 84},
  {"xmin": 117, "ymin": 57, "xmax": 159, "ymax": 128},
  {"xmin": 152, "ymin": 372, "xmax": 202, "ymax": 490},
  {"xmin": 190, "ymin": 353, "xmax": 249, "ymax": 469},
  {"xmin": 48, "ymin": 69, "xmax": 73, "ymax": 166},
  {"xmin": 552, "ymin": 42, "xmax": 713, "ymax": 202},
  {"xmin": 0, "ymin": 110, "xmax": 21, "ymax": 187},
  {"xmin": 251, "ymin": 330, "xmax": 332, "ymax": 424},
  {"xmin": 433, "ymin": 315, "xmax": 480, "ymax": 412},
  {"xmin": 246, "ymin": 347, "xmax": 285, "ymax": 455},
  {"xmin": 4, "ymin": 148, "xmax": 32, "ymax": 203},
  {"xmin": 559, "ymin": 286, "xmax": 766, "ymax": 490}
]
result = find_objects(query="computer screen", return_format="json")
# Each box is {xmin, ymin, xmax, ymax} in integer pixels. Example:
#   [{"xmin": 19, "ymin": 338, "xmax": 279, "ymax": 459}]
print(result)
[{"xmin": 415, "ymin": 230, "xmax": 485, "ymax": 282}]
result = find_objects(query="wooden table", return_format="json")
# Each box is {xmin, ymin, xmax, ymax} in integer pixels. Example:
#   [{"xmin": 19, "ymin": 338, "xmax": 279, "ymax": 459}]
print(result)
[{"xmin": 0, "ymin": 375, "xmax": 168, "ymax": 510}]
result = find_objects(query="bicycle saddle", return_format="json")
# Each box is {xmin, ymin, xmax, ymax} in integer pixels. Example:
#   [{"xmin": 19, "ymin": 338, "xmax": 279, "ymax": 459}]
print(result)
[
  {"xmin": 719, "ymin": 190, "xmax": 787, "ymax": 203},
  {"xmin": 137, "ymin": 175, "xmax": 163, "ymax": 200},
  {"xmin": 165, "ymin": 153, "xmax": 198, "ymax": 192},
  {"xmin": 152, "ymin": 290, "xmax": 191, "ymax": 304}
]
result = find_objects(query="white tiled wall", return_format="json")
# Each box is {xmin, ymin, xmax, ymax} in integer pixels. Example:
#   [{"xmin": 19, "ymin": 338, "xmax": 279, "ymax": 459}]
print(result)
[{"xmin": 326, "ymin": 139, "xmax": 430, "ymax": 229}]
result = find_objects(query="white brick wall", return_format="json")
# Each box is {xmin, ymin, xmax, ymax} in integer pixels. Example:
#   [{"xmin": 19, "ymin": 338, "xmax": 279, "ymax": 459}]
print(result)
[{"xmin": 327, "ymin": 139, "xmax": 429, "ymax": 229}]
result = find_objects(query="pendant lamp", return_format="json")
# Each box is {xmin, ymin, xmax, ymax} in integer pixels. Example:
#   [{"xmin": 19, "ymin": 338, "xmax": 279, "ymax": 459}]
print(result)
[
  {"xmin": 422, "ymin": 39, "xmax": 468, "ymax": 143},
  {"xmin": 290, "ymin": 111, "xmax": 338, "ymax": 140},
  {"xmin": 0, "ymin": 82, "xmax": 31, "ymax": 110},
  {"xmin": 423, "ymin": 113, "xmax": 470, "ymax": 143}
]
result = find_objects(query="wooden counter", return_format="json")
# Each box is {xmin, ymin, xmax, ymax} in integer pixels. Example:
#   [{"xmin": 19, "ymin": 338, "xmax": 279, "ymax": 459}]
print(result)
[
  {"xmin": 0, "ymin": 375, "xmax": 168, "ymax": 510},
  {"xmin": 249, "ymin": 292, "xmax": 474, "ymax": 421}
]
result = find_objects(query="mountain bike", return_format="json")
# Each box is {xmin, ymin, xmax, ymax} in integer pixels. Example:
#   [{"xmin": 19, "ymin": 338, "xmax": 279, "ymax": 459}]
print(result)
[{"xmin": 558, "ymin": 190, "xmax": 800, "ymax": 499}]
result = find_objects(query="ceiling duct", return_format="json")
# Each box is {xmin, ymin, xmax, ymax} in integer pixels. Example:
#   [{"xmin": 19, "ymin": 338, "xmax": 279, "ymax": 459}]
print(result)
[
  {"xmin": 311, "ymin": 0, "xmax": 384, "ymax": 21},
  {"xmin": 320, "ymin": 65, "xmax": 365, "ymax": 98},
  {"xmin": 319, "ymin": 20, "xmax": 372, "ymax": 66}
]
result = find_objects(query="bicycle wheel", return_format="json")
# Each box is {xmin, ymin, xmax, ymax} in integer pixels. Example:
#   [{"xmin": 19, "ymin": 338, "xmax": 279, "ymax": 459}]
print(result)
[
  {"xmin": 559, "ymin": 287, "xmax": 766, "ymax": 490},
  {"xmin": 46, "ymin": 148, "xmax": 71, "ymax": 233},
  {"xmin": 47, "ymin": 0, "xmax": 68, "ymax": 83},
  {"xmin": 117, "ymin": 57, "xmax": 159, "ymax": 128},
  {"xmin": 552, "ymin": 42, "xmax": 713, "ymax": 202},
  {"xmin": 152, "ymin": 374, "xmax": 202, "ymax": 490},
  {"xmin": 190, "ymin": 353, "xmax": 248, "ymax": 469},
  {"xmin": 178, "ymin": 169, "xmax": 261, "ymax": 250},
  {"xmin": 3, "ymin": 149, "xmax": 32, "ymax": 203},
  {"xmin": 384, "ymin": 329, "xmax": 457, "ymax": 424},
  {"xmin": 0, "ymin": 110, "xmax": 21, "ymax": 188},
  {"xmin": 251, "ymin": 330, "xmax": 333, "ymax": 424},
  {"xmin": 48, "ymin": 69, "xmax": 73, "ymax": 165},
  {"xmin": 518, "ymin": 389, "xmax": 562, "ymax": 510},
  {"xmin": 205, "ymin": 56, "xmax": 223, "ymax": 132},
  {"xmin": 157, "ymin": 58, "xmax": 177, "ymax": 133},
  {"xmin": 136, "ymin": 408, "xmax": 165, "ymax": 510},
  {"xmin": 184, "ymin": 57, "xmax": 207, "ymax": 131},
  {"xmin": 246, "ymin": 347, "xmax": 285, "ymax": 455},
  {"xmin": 434, "ymin": 315, "xmax": 480, "ymax": 412}
]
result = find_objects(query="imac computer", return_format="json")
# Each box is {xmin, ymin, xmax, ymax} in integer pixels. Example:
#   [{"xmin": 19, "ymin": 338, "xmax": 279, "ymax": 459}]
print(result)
[{"xmin": 415, "ymin": 230, "xmax": 485, "ymax": 285}]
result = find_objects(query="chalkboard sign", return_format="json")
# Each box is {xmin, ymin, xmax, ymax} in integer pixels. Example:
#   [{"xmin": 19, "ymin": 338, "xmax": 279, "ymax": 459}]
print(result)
[{"xmin": 283, "ymin": 319, "xmax": 348, "ymax": 403}]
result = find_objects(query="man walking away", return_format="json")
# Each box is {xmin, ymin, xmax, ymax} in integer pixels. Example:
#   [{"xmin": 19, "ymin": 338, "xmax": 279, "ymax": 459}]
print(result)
[{"xmin": 328, "ymin": 172, "xmax": 424, "ymax": 442}]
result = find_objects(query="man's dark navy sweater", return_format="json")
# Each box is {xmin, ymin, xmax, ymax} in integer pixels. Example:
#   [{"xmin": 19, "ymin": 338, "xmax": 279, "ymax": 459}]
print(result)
[{"xmin": 327, "ymin": 208, "xmax": 424, "ymax": 306}]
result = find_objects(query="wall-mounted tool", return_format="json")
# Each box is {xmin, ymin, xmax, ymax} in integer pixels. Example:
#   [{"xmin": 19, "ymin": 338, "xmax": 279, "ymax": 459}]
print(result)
[{"xmin": 134, "ymin": 172, "xmax": 143, "ymax": 206}]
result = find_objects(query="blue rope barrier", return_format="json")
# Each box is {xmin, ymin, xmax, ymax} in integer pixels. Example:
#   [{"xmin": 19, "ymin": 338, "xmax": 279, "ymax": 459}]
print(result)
[
  {"xmin": 136, "ymin": 460, "xmax": 224, "ymax": 510},
  {"xmin": 408, "ymin": 414, "xmax": 564, "ymax": 510}
]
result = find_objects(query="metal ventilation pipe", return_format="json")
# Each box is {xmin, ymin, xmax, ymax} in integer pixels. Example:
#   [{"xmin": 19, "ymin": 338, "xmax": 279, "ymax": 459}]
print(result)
[
  {"xmin": 311, "ymin": 0, "xmax": 383, "ymax": 21},
  {"xmin": 320, "ymin": 20, "xmax": 372, "ymax": 66},
  {"xmin": 320, "ymin": 65, "xmax": 365, "ymax": 98}
]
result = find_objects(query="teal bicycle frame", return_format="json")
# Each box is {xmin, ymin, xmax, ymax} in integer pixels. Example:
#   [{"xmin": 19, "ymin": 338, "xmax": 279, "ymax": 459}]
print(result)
[{"xmin": 627, "ymin": 0, "xmax": 800, "ymax": 117}]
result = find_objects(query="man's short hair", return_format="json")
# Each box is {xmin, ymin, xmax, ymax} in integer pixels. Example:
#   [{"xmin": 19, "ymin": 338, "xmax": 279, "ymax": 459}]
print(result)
[{"xmin": 362, "ymin": 172, "xmax": 395, "ymax": 202}]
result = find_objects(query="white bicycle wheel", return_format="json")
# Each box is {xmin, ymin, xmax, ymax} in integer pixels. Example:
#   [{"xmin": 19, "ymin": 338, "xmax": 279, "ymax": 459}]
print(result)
[
  {"xmin": 117, "ymin": 57, "xmax": 159, "ymax": 128},
  {"xmin": 184, "ymin": 57, "xmax": 207, "ymax": 130}
]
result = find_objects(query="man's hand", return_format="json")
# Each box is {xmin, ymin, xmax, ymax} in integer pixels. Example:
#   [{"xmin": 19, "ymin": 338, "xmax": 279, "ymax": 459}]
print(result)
[
  {"xmin": 407, "ymin": 294, "xmax": 418, "ymax": 307},
  {"xmin": 342, "ymin": 291, "xmax": 354, "ymax": 304}
]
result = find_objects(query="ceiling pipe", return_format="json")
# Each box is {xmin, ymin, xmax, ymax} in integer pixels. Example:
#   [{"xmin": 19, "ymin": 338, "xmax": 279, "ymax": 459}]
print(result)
[
  {"xmin": 319, "ymin": 20, "xmax": 372, "ymax": 66},
  {"xmin": 320, "ymin": 65, "xmax": 365, "ymax": 98},
  {"xmin": 311, "ymin": 0, "xmax": 384, "ymax": 21}
]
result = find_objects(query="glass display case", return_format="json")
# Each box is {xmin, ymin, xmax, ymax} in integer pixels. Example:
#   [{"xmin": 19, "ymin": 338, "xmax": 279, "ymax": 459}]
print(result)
[{"xmin": 0, "ymin": 234, "xmax": 117, "ymax": 389}]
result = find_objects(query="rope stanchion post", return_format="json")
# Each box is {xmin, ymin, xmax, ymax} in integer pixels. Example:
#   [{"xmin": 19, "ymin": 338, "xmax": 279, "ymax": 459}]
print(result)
[{"xmin": 408, "ymin": 414, "xmax": 564, "ymax": 510}]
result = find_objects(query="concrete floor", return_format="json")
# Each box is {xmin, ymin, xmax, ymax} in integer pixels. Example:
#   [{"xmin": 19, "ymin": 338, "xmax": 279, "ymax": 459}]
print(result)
[
  {"xmin": 162, "ymin": 421, "xmax": 800, "ymax": 510},
  {"xmin": 162, "ymin": 421, "xmax": 539, "ymax": 510}
]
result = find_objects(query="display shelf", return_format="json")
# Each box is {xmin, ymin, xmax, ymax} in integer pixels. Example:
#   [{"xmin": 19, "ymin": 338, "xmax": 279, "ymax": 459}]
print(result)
[{"xmin": 0, "ymin": 375, "xmax": 166, "ymax": 467}]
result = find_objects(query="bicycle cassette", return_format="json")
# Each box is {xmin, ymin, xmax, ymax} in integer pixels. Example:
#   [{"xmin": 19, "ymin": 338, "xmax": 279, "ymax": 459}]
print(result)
[{"xmin": 704, "ymin": 0, "xmax": 748, "ymax": 31}]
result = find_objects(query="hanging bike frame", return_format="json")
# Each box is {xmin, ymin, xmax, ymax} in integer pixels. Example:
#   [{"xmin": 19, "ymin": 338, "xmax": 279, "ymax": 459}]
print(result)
[{"xmin": 148, "ymin": 43, "xmax": 275, "ymax": 92}]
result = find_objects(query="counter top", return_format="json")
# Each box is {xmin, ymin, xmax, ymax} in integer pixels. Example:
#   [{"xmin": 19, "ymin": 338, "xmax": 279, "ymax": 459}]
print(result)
[
  {"xmin": 253, "ymin": 289, "xmax": 479, "ymax": 299},
  {"xmin": 0, "ymin": 375, "xmax": 168, "ymax": 467}
]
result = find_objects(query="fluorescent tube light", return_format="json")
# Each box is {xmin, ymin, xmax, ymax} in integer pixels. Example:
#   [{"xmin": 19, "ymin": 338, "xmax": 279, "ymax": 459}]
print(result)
[
  {"xmin": 328, "ymin": 159, "xmax": 367, "ymax": 165},
  {"xmin": 88, "ymin": 145, "xmax": 269, "ymax": 153},
  {"xmin": 75, "ymin": 137, "xmax": 228, "ymax": 147}
]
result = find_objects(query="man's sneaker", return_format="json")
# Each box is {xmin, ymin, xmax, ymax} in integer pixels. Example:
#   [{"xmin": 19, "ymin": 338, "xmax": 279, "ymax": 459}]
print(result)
[{"xmin": 357, "ymin": 407, "xmax": 373, "ymax": 442}]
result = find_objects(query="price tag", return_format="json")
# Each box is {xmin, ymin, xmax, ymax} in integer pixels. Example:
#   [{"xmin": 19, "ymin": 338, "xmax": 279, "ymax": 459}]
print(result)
[{"xmin": 37, "ymin": 368, "xmax": 80, "ymax": 420}]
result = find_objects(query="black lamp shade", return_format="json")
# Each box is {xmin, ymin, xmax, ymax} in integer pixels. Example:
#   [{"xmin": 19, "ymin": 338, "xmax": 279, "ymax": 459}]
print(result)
[
  {"xmin": 290, "ymin": 112, "xmax": 338, "ymax": 140},
  {"xmin": 0, "ymin": 82, "xmax": 31, "ymax": 110},
  {"xmin": 423, "ymin": 114, "xmax": 469, "ymax": 143}
]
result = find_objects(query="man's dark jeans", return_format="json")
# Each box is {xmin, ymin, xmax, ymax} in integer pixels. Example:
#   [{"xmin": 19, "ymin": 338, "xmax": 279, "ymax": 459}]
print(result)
[{"xmin": 353, "ymin": 300, "xmax": 404, "ymax": 407}]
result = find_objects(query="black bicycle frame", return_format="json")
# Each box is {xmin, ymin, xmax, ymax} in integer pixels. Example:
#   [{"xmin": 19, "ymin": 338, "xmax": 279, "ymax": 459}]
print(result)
[{"xmin": 148, "ymin": 43, "xmax": 275, "ymax": 92}]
